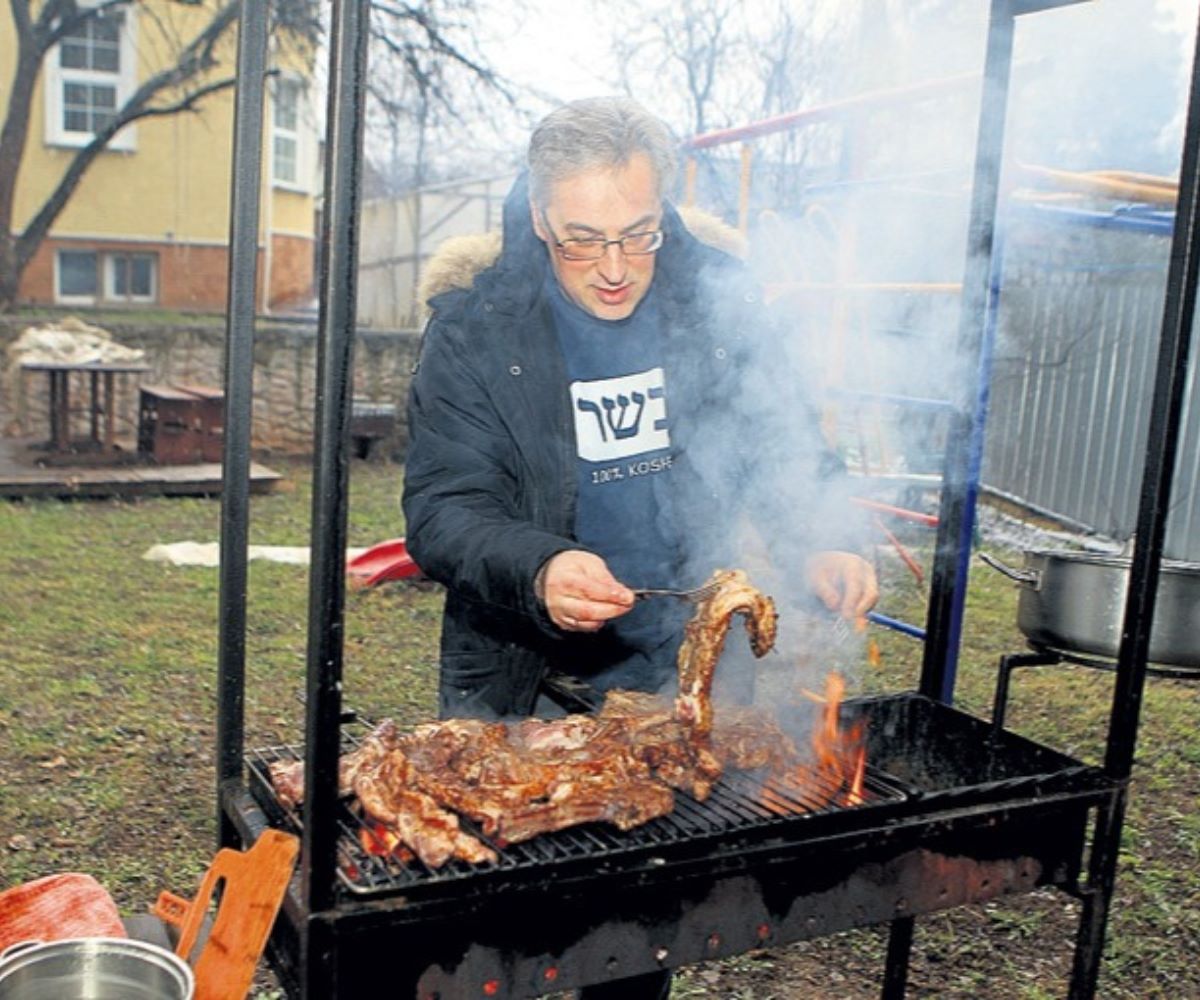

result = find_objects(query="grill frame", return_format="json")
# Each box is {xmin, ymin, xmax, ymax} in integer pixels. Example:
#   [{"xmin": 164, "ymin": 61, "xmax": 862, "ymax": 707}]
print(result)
[{"xmin": 210, "ymin": 0, "xmax": 1199, "ymax": 996}]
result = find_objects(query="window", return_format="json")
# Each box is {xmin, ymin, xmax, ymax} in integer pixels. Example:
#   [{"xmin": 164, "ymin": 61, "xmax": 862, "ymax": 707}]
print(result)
[
  {"xmin": 106, "ymin": 253, "xmax": 156, "ymax": 302},
  {"xmin": 63, "ymin": 81, "xmax": 118, "ymax": 135},
  {"xmin": 272, "ymin": 77, "xmax": 303, "ymax": 188},
  {"xmin": 45, "ymin": 7, "xmax": 137, "ymax": 150},
  {"xmin": 60, "ymin": 12, "xmax": 122, "ymax": 72},
  {"xmin": 57, "ymin": 251, "xmax": 99, "ymax": 302},
  {"xmin": 55, "ymin": 250, "xmax": 158, "ymax": 305}
]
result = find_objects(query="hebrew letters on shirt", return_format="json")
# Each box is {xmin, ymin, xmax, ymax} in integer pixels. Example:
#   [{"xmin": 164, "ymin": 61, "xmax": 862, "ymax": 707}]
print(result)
[{"xmin": 570, "ymin": 367, "xmax": 669, "ymax": 463}]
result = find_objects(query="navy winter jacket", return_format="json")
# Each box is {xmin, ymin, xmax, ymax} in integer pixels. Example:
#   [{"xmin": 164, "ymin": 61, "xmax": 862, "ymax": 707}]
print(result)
[{"xmin": 403, "ymin": 176, "xmax": 843, "ymax": 719}]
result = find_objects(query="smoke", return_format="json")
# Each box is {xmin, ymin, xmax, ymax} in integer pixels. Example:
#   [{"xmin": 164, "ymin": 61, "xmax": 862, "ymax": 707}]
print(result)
[
  {"xmin": 672, "ymin": 0, "xmax": 1198, "ymax": 712},
  {"xmin": 1008, "ymin": 0, "xmax": 1196, "ymax": 174}
]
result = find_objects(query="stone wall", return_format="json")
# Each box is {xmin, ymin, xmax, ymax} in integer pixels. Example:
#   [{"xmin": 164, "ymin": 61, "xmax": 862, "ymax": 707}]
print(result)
[{"xmin": 1, "ymin": 314, "xmax": 421, "ymax": 458}]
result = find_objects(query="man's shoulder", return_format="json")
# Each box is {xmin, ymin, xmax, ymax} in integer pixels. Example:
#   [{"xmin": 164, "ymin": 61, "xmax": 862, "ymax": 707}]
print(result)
[
  {"xmin": 419, "ymin": 232, "xmax": 504, "ymax": 316},
  {"xmin": 675, "ymin": 205, "xmax": 749, "ymax": 261}
]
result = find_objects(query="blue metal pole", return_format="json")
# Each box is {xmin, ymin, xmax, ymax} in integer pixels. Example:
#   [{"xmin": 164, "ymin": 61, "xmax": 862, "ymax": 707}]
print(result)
[{"xmin": 919, "ymin": 0, "xmax": 1016, "ymax": 704}]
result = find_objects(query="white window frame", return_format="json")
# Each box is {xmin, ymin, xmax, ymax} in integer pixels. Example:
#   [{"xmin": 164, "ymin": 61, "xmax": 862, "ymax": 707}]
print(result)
[
  {"xmin": 270, "ymin": 74, "xmax": 312, "ymax": 193},
  {"xmin": 54, "ymin": 248, "xmax": 158, "ymax": 306},
  {"xmin": 44, "ymin": 4, "xmax": 138, "ymax": 151},
  {"xmin": 54, "ymin": 249, "xmax": 101, "ymax": 305},
  {"xmin": 104, "ymin": 252, "xmax": 157, "ymax": 303}
]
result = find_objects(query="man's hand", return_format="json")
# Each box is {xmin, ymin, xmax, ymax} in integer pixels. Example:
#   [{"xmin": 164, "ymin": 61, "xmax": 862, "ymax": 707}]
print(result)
[
  {"xmin": 806, "ymin": 550, "xmax": 879, "ymax": 620},
  {"xmin": 536, "ymin": 550, "xmax": 635, "ymax": 632}
]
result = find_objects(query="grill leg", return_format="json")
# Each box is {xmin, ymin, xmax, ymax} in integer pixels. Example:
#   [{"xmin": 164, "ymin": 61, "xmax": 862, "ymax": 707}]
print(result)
[
  {"xmin": 881, "ymin": 915, "xmax": 914, "ymax": 999},
  {"xmin": 991, "ymin": 650, "xmax": 1060, "ymax": 734},
  {"xmin": 1068, "ymin": 790, "xmax": 1128, "ymax": 999}
]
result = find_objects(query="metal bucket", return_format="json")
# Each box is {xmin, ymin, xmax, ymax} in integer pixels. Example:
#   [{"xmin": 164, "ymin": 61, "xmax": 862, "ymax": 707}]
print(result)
[{"xmin": 0, "ymin": 938, "xmax": 194, "ymax": 1000}]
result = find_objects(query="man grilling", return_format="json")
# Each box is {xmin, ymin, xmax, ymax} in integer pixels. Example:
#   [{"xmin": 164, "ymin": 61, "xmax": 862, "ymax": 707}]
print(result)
[{"xmin": 403, "ymin": 96, "xmax": 876, "ymax": 997}]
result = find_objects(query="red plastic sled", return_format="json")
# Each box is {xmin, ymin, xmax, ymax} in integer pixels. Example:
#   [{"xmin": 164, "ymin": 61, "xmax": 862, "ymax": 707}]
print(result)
[{"xmin": 347, "ymin": 537, "xmax": 423, "ymax": 588}]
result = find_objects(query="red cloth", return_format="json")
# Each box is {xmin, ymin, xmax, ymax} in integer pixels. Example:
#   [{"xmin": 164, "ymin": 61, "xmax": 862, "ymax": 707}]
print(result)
[{"xmin": 0, "ymin": 873, "xmax": 126, "ymax": 951}]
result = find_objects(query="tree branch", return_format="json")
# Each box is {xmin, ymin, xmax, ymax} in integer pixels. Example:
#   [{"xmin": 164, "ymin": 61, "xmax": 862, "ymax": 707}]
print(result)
[{"xmin": 14, "ymin": 1, "xmax": 242, "ymax": 268}]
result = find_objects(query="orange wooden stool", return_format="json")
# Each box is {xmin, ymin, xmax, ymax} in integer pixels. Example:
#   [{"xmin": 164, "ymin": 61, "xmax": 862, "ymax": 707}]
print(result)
[{"xmin": 151, "ymin": 829, "xmax": 299, "ymax": 1000}]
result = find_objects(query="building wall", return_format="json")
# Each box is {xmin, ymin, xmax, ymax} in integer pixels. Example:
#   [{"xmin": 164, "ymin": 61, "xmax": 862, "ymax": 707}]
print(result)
[
  {"xmin": 15, "ymin": 234, "xmax": 315, "ymax": 312},
  {"xmin": 1, "ymin": 3, "xmax": 317, "ymax": 312},
  {"xmin": 358, "ymin": 175, "xmax": 512, "ymax": 328},
  {"xmin": 268, "ymin": 230, "xmax": 317, "ymax": 310}
]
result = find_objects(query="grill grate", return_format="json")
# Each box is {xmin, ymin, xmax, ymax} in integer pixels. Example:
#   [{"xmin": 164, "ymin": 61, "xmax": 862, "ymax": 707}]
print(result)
[{"xmin": 245, "ymin": 720, "xmax": 909, "ymax": 897}]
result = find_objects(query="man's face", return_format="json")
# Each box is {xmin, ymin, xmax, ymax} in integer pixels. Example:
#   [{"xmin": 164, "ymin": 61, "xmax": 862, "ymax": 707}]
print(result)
[{"xmin": 531, "ymin": 153, "xmax": 662, "ymax": 321}]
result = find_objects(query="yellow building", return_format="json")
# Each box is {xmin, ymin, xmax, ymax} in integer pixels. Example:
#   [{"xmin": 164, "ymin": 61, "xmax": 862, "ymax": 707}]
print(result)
[{"xmin": 0, "ymin": 2, "xmax": 318, "ymax": 312}]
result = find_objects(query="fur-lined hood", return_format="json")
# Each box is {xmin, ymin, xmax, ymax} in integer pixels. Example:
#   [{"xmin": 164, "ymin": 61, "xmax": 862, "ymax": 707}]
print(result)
[{"xmin": 416, "ymin": 191, "xmax": 747, "ymax": 323}]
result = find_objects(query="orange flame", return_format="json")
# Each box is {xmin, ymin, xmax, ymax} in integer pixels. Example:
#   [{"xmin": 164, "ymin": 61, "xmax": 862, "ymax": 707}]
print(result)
[
  {"xmin": 359, "ymin": 822, "xmax": 413, "ymax": 863},
  {"xmin": 797, "ymin": 671, "xmax": 867, "ymax": 806}
]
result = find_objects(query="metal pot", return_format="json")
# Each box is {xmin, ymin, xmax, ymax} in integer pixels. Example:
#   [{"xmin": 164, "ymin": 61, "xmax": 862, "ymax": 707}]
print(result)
[
  {"xmin": 0, "ymin": 938, "xmax": 194, "ymax": 1000},
  {"xmin": 979, "ymin": 548, "xmax": 1200, "ymax": 667}
]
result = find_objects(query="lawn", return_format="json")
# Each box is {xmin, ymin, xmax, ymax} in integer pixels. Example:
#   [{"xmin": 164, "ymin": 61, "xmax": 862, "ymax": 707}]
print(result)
[{"xmin": 0, "ymin": 457, "xmax": 1196, "ymax": 999}]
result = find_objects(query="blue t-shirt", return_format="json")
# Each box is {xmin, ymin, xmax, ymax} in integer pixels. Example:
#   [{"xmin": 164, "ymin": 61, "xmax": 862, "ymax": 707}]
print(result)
[{"xmin": 548, "ymin": 275, "xmax": 688, "ymax": 691}]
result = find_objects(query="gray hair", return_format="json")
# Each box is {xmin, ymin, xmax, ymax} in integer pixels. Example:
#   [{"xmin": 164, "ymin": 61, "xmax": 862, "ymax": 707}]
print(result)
[{"xmin": 527, "ymin": 97, "xmax": 679, "ymax": 209}]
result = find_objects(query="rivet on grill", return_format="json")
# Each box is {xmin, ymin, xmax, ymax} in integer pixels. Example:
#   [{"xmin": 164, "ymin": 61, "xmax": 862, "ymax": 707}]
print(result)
[
  {"xmin": 543, "ymin": 967, "xmax": 558, "ymax": 982},
  {"xmin": 482, "ymin": 979, "xmax": 500, "ymax": 996},
  {"xmin": 707, "ymin": 932, "xmax": 721, "ymax": 951},
  {"xmin": 655, "ymin": 948, "xmax": 669, "ymax": 963}
]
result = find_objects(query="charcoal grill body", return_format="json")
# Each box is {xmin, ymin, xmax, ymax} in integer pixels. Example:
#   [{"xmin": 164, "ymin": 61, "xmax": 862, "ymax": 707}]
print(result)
[
  {"xmin": 213, "ymin": 0, "xmax": 1197, "ymax": 997},
  {"xmin": 226, "ymin": 694, "xmax": 1115, "ymax": 998}
]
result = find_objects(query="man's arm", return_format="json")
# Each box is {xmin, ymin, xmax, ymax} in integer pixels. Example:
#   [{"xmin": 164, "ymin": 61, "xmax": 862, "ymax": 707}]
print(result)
[{"xmin": 403, "ymin": 318, "xmax": 571, "ymax": 624}]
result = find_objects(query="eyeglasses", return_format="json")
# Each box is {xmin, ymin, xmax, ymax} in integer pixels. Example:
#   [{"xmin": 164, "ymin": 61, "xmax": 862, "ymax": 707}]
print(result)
[{"xmin": 543, "ymin": 217, "xmax": 665, "ymax": 261}]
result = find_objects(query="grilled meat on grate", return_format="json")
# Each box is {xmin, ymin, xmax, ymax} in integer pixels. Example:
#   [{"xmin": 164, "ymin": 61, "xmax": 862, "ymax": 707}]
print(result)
[
  {"xmin": 675, "ymin": 569, "xmax": 778, "ymax": 738},
  {"xmin": 270, "ymin": 570, "xmax": 786, "ymax": 868}
]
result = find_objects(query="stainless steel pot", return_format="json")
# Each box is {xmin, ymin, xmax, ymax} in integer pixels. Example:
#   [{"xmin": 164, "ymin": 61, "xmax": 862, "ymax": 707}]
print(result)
[
  {"xmin": 979, "ymin": 548, "xmax": 1200, "ymax": 667},
  {"xmin": 0, "ymin": 938, "xmax": 194, "ymax": 1000}
]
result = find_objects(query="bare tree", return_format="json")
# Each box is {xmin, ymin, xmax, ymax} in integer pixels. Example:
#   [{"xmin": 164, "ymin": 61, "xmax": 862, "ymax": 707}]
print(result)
[
  {"xmin": 365, "ymin": 0, "xmax": 519, "ymax": 195},
  {"xmin": 609, "ymin": 0, "xmax": 746, "ymax": 138},
  {"xmin": 0, "ymin": 0, "xmax": 324, "ymax": 311}
]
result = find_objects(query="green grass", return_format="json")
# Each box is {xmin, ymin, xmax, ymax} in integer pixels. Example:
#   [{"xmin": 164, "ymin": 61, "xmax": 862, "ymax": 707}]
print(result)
[{"xmin": 0, "ymin": 461, "xmax": 1197, "ymax": 999}]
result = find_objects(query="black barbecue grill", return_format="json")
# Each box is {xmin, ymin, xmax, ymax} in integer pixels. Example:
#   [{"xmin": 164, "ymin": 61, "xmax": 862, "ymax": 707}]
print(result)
[
  {"xmin": 243, "ymin": 693, "xmax": 1106, "ymax": 902},
  {"xmin": 226, "ymin": 691, "xmax": 1118, "ymax": 996},
  {"xmin": 212, "ymin": 0, "xmax": 1200, "ymax": 996}
]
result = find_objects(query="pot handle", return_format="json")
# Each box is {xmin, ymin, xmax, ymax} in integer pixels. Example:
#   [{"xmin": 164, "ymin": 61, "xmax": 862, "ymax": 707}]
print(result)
[{"xmin": 978, "ymin": 551, "xmax": 1041, "ymax": 589}]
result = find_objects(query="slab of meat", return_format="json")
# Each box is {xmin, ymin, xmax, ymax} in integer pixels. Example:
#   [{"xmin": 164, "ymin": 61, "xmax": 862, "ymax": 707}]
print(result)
[
  {"xmin": 267, "ymin": 718, "xmax": 398, "ymax": 810},
  {"xmin": 675, "ymin": 569, "xmax": 778, "ymax": 738},
  {"xmin": 353, "ymin": 745, "xmax": 497, "ymax": 868},
  {"xmin": 268, "ymin": 571, "xmax": 793, "ymax": 868}
]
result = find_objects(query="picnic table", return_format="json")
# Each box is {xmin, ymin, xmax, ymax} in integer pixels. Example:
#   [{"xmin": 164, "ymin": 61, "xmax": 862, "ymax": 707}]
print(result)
[{"xmin": 21, "ymin": 360, "xmax": 150, "ymax": 454}]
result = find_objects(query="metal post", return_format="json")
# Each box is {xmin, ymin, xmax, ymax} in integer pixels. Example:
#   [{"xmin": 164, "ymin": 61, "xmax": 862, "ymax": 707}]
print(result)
[
  {"xmin": 216, "ymin": 0, "xmax": 268, "ymax": 851},
  {"xmin": 301, "ymin": 0, "xmax": 371, "ymax": 922},
  {"xmin": 1070, "ymin": 9, "xmax": 1200, "ymax": 996},
  {"xmin": 920, "ymin": 0, "xmax": 1015, "ymax": 703}
]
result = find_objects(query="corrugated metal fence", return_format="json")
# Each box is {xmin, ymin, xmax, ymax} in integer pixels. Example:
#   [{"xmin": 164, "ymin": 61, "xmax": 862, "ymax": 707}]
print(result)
[{"xmin": 983, "ymin": 206, "xmax": 1200, "ymax": 560}]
